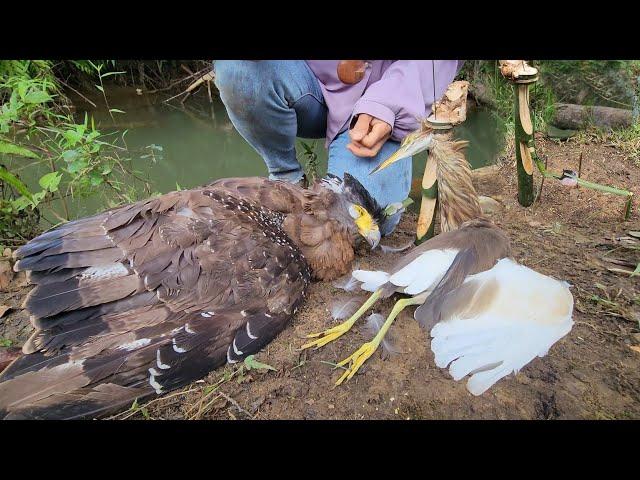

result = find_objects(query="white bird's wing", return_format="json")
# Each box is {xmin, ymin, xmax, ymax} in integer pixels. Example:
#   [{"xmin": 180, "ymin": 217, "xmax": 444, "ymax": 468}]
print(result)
[
  {"xmin": 351, "ymin": 269, "xmax": 390, "ymax": 292},
  {"xmin": 430, "ymin": 258, "xmax": 574, "ymax": 396},
  {"xmin": 389, "ymin": 249, "xmax": 458, "ymax": 295}
]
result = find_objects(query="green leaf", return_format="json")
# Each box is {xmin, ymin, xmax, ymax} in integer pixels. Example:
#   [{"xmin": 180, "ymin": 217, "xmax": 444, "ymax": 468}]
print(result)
[
  {"xmin": 243, "ymin": 355, "xmax": 276, "ymax": 371},
  {"xmin": 95, "ymin": 85, "xmax": 104, "ymax": 93},
  {"xmin": 0, "ymin": 141, "xmax": 39, "ymax": 159},
  {"xmin": 631, "ymin": 263, "xmax": 640, "ymax": 278},
  {"xmin": 62, "ymin": 149, "xmax": 80, "ymax": 162},
  {"xmin": 67, "ymin": 158, "xmax": 87, "ymax": 174},
  {"xmin": 32, "ymin": 191, "xmax": 46, "ymax": 204},
  {"xmin": 0, "ymin": 166, "xmax": 34, "ymax": 202},
  {"xmin": 100, "ymin": 71, "xmax": 126, "ymax": 78},
  {"xmin": 90, "ymin": 173, "xmax": 104, "ymax": 186},
  {"xmin": 0, "ymin": 338, "xmax": 13, "ymax": 347},
  {"xmin": 175, "ymin": 182, "xmax": 182, "ymax": 191},
  {"xmin": 39, "ymin": 171, "xmax": 62, "ymax": 192},
  {"xmin": 24, "ymin": 91, "xmax": 52, "ymax": 104},
  {"xmin": 63, "ymin": 130, "xmax": 83, "ymax": 146},
  {"xmin": 11, "ymin": 195, "xmax": 33, "ymax": 212}
]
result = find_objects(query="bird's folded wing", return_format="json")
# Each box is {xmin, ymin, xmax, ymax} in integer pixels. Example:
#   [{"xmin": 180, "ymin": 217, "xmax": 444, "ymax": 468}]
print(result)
[{"xmin": 2, "ymin": 188, "xmax": 309, "ymax": 419}]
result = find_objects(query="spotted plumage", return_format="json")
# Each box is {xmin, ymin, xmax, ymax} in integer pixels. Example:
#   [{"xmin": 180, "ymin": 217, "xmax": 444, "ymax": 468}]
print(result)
[{"xmin": 1, "ymin": 174, "xmax": 387, "ymax": 419}]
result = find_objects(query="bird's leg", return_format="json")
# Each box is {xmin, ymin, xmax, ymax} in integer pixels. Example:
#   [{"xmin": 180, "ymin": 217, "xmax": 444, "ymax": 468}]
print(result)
[
  {"xmin": 300, "ymin": 289, "xmax": 382, "ymax": 350},
  {"xmin": 335, "ymin": 296, "xmax": 421, "ymax": 386}
]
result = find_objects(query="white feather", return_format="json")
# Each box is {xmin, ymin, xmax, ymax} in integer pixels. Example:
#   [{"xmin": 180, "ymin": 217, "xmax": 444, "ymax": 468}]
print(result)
[
  {"xmin": 430, "ymin": 258, "xmax": 574, "ymax": 396},
  {"xmin": 364, "ymin": 313, "xmax": 401, "ymax": 358},
  {"xmin": 330, "ymin": 297, "xmax": 363, "ymax": 321},
  {"xmin": 379, "ymin": 241, "xmax": 414, "ymax": 254},
  {"xmin": 81, "ymin": 263, "xmax": 129, "ymax": 280},
  {"xmin": 332, "ymin": 272, "xmax": 361, "ymax": 292},
  {"xmin": 116, "ymin": 338, "xmax": 151, "ymax": 351},
  {"xmin": 352, "ymin": 270, "xmax": 389, "ymax": 292},
  {"xmin": 390, "ymin": 249, "xmax": 458, "ymax": 295}
]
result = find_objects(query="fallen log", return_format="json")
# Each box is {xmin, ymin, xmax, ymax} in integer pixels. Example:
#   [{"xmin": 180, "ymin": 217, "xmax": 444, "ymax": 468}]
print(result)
[{"xmin": 551, "ymin": 103, "xmax": 634, "ymax": 130}]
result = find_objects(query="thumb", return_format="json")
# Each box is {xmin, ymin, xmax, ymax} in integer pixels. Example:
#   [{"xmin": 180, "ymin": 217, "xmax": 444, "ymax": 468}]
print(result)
[{"xmin": 349, "ymin": 114, "xmax": 372, "ymax": 142}]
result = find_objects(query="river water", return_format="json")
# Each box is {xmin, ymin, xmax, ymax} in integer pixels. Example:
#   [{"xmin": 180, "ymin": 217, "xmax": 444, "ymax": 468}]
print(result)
[{"xmin": 8, "ymin": 87, "xmax": 505, "ymax": 220}]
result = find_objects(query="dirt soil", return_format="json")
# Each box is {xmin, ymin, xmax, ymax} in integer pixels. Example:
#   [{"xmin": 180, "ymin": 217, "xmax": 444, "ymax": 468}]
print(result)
[{"xmin": 1, "ymin": 135, "xmax": 639, "ymax": 420}]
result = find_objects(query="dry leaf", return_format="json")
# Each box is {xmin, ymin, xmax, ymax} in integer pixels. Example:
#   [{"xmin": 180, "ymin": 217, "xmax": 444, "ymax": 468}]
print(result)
[
  {"xmin": 629, "ymin": 345, "xmax": 640, "ymax": 354},
  {"xmin": 0, "ymin": 305, "xmax": 11, "ymax": 318},
  {"xmin": 606, "ymin": 267, "xmax": 636, "ymax": 276},
  {"xmin": 2, "ymin": 248, "xmax": 11, "ymax": 258},
  {"xmin": 12, "ymin": 271, "xmax": 28, "ymax": 288},
  {"xmin": 478, "ymin": 195, "xmax": 503, "ymax": 214},
  {"xmin": 0, "ymin": 261, "xmax": 14, "ymax": 291}
]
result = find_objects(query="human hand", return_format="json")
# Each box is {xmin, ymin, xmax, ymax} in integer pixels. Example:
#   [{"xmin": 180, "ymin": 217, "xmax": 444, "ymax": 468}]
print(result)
[{"xmin": 347, "ymin": 114, "xmax": 392, "ymax": 158}]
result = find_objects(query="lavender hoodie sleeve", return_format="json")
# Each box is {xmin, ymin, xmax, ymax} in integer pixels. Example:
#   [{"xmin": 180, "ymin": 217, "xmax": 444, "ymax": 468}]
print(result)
[{"xmin": 351, "ymin": 60, "xmax": 463, "ymax": 141}]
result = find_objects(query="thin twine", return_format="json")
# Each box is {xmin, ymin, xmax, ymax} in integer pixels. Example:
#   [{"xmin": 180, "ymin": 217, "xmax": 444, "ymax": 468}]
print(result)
[{"xmin": 432, "ymin": 60, "xmax": 437, "ymax": 119}]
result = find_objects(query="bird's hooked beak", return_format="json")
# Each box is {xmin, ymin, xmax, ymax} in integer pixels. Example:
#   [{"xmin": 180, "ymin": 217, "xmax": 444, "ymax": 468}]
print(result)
[
  {"xmin": 364, "ymin": 228, "xmax": 381, "ymax": 250},
  {"xmin": 370, "ymin": 130, "xmax": 435, "ymax": 175}
]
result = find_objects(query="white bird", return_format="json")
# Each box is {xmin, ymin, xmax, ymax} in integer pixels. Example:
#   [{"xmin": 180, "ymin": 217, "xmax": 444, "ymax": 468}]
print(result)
[{"xmin": 302, "ymin": 128, "xmax": 574, "ymax": 394}]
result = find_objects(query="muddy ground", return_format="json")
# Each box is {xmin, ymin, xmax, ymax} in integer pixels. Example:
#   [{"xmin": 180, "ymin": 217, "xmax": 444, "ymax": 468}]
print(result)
[{"xmin": 1, "ymin": 135, "xmax": 639, "ymax": 420}]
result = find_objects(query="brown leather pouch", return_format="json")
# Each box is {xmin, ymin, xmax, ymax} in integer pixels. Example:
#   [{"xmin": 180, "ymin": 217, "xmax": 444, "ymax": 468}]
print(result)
[{"xmin": 337, "ymin": 60, "xmax": 367, "ymax": 84}]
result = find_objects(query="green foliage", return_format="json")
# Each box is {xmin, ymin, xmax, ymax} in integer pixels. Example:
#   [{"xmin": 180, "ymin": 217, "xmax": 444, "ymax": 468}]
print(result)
[
  {"xmin": 0, "ymin": 60, "xmax": 151, "ymax": 242},
  {"xmin": 243, "ymin": 355, "xmax": 276, "ymax": 371},
  {"xmin": 129, "ymin": 398, "xmax": 151, "ymax": 420},
  {"xmin": 298, "ymin": 140, "xmax": 320, "ymax": 184}
]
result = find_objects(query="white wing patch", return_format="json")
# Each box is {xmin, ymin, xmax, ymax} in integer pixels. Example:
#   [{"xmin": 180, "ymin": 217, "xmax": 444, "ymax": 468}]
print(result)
[
  {"xmin": 116, "ymin": 338, "xmax": 151, "ymax": 351},
  {"xmin": 352, "ymin": 269, "xmax": 390, "ymax": 292},
  {"xmin": 81, "ymin": 263, "xmax": 129, "ymax": 280},
  {"xmin": 390, "ymin": 249, "xmax": 458, "ymax": 295}
]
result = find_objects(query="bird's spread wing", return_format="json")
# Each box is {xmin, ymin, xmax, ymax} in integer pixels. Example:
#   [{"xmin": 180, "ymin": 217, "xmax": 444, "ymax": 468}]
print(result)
[
  {"xmin": 430, "ymin": 258, "xmax": 574, "ymax": 395},
  {"xmin": 1, "ymin": 187, "xmax": 310, "ymax": 419}
]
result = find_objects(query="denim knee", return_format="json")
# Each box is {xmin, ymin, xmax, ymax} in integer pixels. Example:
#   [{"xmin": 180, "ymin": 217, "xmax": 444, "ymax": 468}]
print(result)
[{"xmin": 214, "ymin": 61, "xmax": 258, "ymax": 107}]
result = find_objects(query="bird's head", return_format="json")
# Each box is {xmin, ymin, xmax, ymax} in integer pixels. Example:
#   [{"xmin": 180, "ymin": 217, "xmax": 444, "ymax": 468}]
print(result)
[
  {"xmin": 369, "ymin": 122, "xmax": 482, "ymax": 232},
  {"xmin": 319, "ymin": 173, "xmax": 385, "ymax": 249},
  {"xmin": 370, "ymin": 124, "xmax": 434, "ymax": 175}
]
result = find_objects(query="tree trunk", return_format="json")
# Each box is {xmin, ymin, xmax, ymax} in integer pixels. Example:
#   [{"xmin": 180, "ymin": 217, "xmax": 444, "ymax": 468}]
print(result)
[{"xmin": 551, "ymin": 103, "xmax": 633, "ymax": 130}]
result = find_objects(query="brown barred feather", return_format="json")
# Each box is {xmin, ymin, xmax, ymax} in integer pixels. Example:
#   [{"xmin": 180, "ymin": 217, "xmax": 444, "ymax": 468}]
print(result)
[{"xmin": 3, "ymin": 175, "xmax": 369, "ymax": 419}]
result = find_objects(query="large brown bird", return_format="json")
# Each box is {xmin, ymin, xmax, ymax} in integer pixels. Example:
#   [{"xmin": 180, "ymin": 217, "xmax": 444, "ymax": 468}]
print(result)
[
  {"xmin": 0, "ymin": 173, "xmax": 389, "ymax": 419},
  {"xmin": 303, "ymin": 128, "xmax": 574, "ymax": 393}
]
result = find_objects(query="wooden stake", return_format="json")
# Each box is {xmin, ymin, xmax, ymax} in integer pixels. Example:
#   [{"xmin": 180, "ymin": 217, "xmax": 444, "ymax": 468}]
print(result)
[
  {"xmin": 416, "ymin": 153, "xmax": 439, "ymax": 243},
  {"xmin": 500, "ymin": 61, "xmax": 539, "ymax": 207}
]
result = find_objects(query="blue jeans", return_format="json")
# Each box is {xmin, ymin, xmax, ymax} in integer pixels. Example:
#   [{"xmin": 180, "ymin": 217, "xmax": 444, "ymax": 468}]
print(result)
[{"xmin": 213, "ymin": 60, "xmax": 412, "ymax": 231}]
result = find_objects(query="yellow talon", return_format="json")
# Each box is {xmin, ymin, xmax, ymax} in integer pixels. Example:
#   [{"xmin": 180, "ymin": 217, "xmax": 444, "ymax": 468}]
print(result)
[
  {"xmin": 300, "ymin": 322, "xmax": 352, "ymax": 350},
  {"xmin": 299, "ymin": 289, "xmax": 382, "ymax": 351},
  {"xmin": 333, "ymin": 297, "xmax": 420, "ymax": 386},
  {"xmin": 335, "ymin": 341, "xmax": 378, "ymax": 385}
]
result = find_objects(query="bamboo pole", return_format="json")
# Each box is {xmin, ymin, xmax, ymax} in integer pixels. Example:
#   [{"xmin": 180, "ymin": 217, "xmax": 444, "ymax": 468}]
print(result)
[
  {"xmin": 415, "ymin": 120, "xmax": 455, "ymax": 244},
  {"xmin": 499, "ymin": 60, "xmax": 538, "ymax": 206},
  {"xmin": 513, "ymin": 77, "xmax": 537, "ymax": 206},
  {"xmin": 416, "ymin": 148, "xmax": 439, "ymax": 243},
  {"xmin": 415, "ymin": 80, "xmax": 469, "ymax": 244},
  {"xmin": 499, "ymin": 61, "xmax": 633, "ymax": 219}
]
